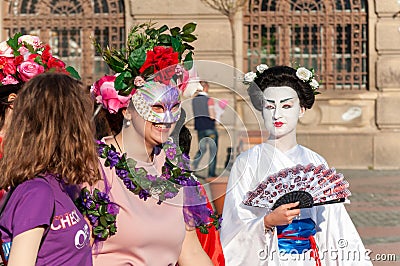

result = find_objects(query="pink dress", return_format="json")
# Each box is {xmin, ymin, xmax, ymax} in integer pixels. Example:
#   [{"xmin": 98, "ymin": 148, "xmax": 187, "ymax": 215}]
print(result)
[{"xmin": 92, "ymin": 150, "xmax": 186, "ymax": 266}]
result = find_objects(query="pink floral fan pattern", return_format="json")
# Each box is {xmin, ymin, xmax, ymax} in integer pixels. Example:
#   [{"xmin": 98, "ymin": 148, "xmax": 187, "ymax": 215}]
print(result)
[{"xmin": 243, "ymin": 164, "xmax": 351, "ymax": 211}]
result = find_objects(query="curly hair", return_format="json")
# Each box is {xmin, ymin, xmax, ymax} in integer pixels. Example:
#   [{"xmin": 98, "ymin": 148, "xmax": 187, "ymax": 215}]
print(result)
[
  {"xmin": 247, "ymin": 66, "xmax": 315, "ymax": 111},
  {"xmin": 0, "ymin": 72, "xmax": 101, "ymax": 188}
]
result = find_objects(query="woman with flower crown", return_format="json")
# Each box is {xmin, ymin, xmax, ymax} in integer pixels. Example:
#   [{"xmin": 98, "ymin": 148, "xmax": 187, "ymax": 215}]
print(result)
[
  {"xmin": 76, "ymin": 22, "xmax": 216, "ymax": 265},
  {"xmin": 220, "ymin": 65, "xmax": 371, "ymax": 266}
]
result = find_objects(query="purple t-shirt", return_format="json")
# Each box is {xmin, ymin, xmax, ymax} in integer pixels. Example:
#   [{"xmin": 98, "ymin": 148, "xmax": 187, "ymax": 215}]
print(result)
[{"xmin": 0, "ymin": 174, "xmax": 92, "ymax": 265}]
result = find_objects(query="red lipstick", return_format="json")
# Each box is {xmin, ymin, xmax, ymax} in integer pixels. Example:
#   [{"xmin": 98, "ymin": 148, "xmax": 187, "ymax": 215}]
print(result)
[{"xmin": 274, "ymin": 122, "xmax": 284, "ymax": 128}]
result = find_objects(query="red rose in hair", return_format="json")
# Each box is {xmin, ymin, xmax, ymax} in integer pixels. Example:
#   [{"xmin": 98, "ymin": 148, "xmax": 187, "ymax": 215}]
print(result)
[
  {"xmin": 14, "ymin": 55, "xmax": 24, "ymax": 65},
  {"xmin": 0, "ymin": 57, "xmax": 5, "ymax": 67},
  {"xmin": 41, "ymin": 44, "xmax": 52, "ymax": 63},
  {"xmin": 28, "ymin": 53, "xmax": 40, "ymax": 61},
  {"xmin": 47, "ymin": 56, "xmax": 66, "ymax": 71},
  {"xmin": 139, "ymin": 46, "xmax": 179, "ymax": 74},
  {"xmin": 3, "ymin": 62, "xmax": 17, "ymax": 75}
]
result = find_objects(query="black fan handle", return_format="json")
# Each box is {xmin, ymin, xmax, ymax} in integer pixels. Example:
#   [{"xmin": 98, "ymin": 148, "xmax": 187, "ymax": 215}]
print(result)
[{"xmin": 313, "ymin": 197, "xmax": 346, "ymax": 207}]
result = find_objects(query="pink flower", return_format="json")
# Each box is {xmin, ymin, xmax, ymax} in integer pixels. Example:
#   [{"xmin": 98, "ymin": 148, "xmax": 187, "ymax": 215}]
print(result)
[
  {"xmin": 18, "ymin": 46, "xmax": 31, "ymax": 58},
  {"xmin": 18, "ymin": 35, "xmax": 42, "ymax": 49},
  {"xmin": 17, "ymin": 61, "xmax": 45, "ymax": 82},
  {"xmin": 1, "ymin": 75, "xmax": 19, "ymax": 85},
  {"xmin": 91, "ymin": 75, "xmax": 132, "ymax": 114}
]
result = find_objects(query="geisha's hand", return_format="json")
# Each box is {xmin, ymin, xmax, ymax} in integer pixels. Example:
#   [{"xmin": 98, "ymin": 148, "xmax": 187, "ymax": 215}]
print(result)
[{"xmin": 263, "ymin": 201, "xmax": 300, "ymax": 229}]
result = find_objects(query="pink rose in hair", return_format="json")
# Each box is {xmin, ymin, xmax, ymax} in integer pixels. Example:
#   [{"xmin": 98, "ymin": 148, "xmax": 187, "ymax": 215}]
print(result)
[
  {"xmin": 91, "ymin": 75, "xmax": 132, "ymax": 114},
  {"xmin": 17, "ymin": 61, "xmax": 45, "ymax": 82},
  {"xmin": 1, "ymin": 75, "xmax": 19, "ymax": 85},
  {"xmin": 18, "ymin": 35, "xmax": 42, "ymax": 49},
  {"xmin": 18, "ymin": 46, "xmax": 30, "ymax": 58}
]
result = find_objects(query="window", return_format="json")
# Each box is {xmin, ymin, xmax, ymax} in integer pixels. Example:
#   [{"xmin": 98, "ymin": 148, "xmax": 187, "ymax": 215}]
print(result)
[
  {"xmin": 3, "ymin": 0, "xmax": 125, "ymax": 85},
  {"xmin": 244, "ymin": 0, "xmax": 368, "ymax": 90}
]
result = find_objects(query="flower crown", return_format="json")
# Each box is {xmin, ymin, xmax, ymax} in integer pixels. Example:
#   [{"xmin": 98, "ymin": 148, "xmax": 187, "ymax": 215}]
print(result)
[
  {"xmin": 92, "ymin": 22, "xmax": 198, "ymax": 113},
  {"xmin": 0, "ymin": 33, "xmax": 80, "ymax": 86},
  {"xmin": 243, "ymin": 64, "xmax": 320, "ymax": 94}
]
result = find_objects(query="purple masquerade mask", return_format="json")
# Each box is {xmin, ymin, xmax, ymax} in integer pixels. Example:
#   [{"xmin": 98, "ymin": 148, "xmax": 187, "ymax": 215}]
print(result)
[{"xmin": 131, "ymin": 81, "xmax": 181, "ymax": 123}]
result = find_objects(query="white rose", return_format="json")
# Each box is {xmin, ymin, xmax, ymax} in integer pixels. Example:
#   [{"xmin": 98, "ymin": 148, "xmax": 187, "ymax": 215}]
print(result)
[
  {"xmin": 243, "ymin": 71, "xmax": 257, "ymax": 84},
  {"xmin": 296, "ymin": 67, "xmax": 312, "ymax": 82},
  {"xmin": 0, "ymin": 41, "xmax": 13, "ymax": 57},
  {"xmin": 256, "ymin": 64, "xmax": 269, "ymax": 73},
  {"xmin": 310, "ymin": 79, "xmax": 319, "ymax": 89},
  {"xmin": 18, "ymin": 35, "xmax": 42, "ymax": 49}
]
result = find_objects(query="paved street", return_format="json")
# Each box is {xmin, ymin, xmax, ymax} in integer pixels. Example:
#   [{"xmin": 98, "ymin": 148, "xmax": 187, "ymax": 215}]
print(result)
[{"xmin": 340, "ymin": 169, "xmax": 400, "ymax": 265}]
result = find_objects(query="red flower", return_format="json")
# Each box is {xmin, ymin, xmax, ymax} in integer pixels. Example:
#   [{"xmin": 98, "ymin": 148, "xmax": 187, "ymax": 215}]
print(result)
[
  {"xmin": 14, "ymin": 55, "xmax": 24, "ymax": 66},
  {"xmin": 46, "ymin": 56, "xmax": 66, "ymax": 71},
  {"xmin": 139, "ymin": 46, "xmax": 179, "ymax": 74},
  {"xmin": 27, "ymin": 53, "xmax": 40, "ymax": 62},
  {"xmin": 3, "ymin": 62, "xmax": 17, "ymax": 75},
  {"xmin": 41, "ymin": 44, "xmax": 52, "ymax": 63},
  {"xmin": 0, "ymin": 57, "xmax": 8, "ymax": 69}
]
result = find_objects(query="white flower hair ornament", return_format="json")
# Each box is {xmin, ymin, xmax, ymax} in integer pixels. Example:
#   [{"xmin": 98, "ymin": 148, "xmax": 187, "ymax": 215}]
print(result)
[
  {"xmin": 296, "ymin": 67, "xmax": 320, "ymax": 95},
  {"xmin": 243, "ymin": 64, "xmax": 269, "ymax": 85}
]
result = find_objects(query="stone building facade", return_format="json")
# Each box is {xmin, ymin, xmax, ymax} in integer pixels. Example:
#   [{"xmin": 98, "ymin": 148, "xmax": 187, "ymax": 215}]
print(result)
[{"xmin": 1, "ymin": 0, "xmax": 400, "ymax": 169}]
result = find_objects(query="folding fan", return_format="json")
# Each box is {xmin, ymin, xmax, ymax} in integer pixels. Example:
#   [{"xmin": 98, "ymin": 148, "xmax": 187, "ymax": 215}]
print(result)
[{"xmin": 243, "ymin": 164, "xmax": 351, "ymax": 211}]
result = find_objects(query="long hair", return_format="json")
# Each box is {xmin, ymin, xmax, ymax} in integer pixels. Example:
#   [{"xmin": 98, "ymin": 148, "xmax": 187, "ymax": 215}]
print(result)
[{"xmin": 0, "ymin": 72, "xmax": 101, "ymax": 188}]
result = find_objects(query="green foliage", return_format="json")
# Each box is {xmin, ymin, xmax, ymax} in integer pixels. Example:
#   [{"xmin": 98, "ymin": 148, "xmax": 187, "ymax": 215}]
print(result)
[{"xmin": 93, "ymin": 21, "xmax": 198, "ymax": 94}]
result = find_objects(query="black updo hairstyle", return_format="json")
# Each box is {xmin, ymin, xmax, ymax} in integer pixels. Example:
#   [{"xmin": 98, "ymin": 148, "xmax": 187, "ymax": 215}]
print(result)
[
  {"xmin": 248, "ymin": 65, "xmax": 315, "ymax": 111},
  {"xmin": 0, "ymin": 83, "xmax": 22, "ymax": 130}
]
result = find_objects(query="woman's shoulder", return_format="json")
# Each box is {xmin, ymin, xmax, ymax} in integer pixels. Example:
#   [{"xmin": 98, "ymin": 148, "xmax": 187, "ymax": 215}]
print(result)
[
  {"xmin": 297, "ymin": 145, "xmax": 328, "ymax": 165},
  {"xmin": 9, "ymin": 176, "xmax": 55, "ymax": 211},
  {"xmin": 236, "ymin": 142, "xmax": 273, "ymax": 160},
  {"xmin": 14, "ymin": 176, "xmax": 53, "ymax": 195}
]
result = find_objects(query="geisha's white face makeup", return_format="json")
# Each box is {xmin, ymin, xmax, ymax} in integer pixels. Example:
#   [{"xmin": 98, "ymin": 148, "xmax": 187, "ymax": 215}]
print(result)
[
  {"xmin": 262, "ymin": 86, "xmax": 305, "ymax": 140},
  {"xmin": 131, "ymin": 81, "xmax": 181, "ymax": 124}
]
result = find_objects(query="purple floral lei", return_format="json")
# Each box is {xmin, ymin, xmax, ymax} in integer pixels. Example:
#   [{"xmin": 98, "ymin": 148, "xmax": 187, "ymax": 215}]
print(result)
[
  {"xmin": 75, "ymin": 187, "xmax": 119, "ymax": 240},
  {"xmin": 76, "ymin": 139, "xmax": 221, "ymax": 241}
]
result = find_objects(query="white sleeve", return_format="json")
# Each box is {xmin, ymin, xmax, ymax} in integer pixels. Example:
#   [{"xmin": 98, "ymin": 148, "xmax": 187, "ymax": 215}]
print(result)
[
  {"xmin": 220, "ymin": 157, "xmax": 275, "ymax": 266},
  {"xmin": 313, "ymin": 204, "xmax": 373, "ymax": 266}
]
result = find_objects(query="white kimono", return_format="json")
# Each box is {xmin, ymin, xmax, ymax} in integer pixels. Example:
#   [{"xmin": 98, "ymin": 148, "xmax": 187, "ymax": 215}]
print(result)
[{"xmin": 221, "ymin": 143, "xmax": 372, "ymax": 266}]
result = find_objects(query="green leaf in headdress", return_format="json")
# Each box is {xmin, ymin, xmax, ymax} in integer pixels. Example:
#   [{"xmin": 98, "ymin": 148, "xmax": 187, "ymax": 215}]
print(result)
[
  {"xmin": 181, "ymin": 34, "xmax": 197, "ymax": 42},
  {"xmin": 182, "ymin": 22, "xmax": 197, "ymax": 34},
  {"xmin": 7, "ymin": 32, "xmax": 22, "ymax": 56},
  {"xmin": 158, "ymin": 25, "xmax": 169, "ymax": 34},
  {"xmin": 128, "ymin": 46, "xmax": 146, "ymax": 70},
  {"xmin": 66, "ymin": 66, "xmax": 81, "ymax": 80},
  {"xmin": 114, "ymin": 71, "xmax": 131, "ymax": 91},
  {"xmin": 170, "ymin": 27, "xmax": 181, "ymax": 37}
]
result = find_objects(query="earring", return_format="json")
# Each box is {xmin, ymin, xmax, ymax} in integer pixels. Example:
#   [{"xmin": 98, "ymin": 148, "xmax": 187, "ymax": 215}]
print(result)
[{"xmin": 124, "ymin": 119, "xmax": 131, "ymax": 128}]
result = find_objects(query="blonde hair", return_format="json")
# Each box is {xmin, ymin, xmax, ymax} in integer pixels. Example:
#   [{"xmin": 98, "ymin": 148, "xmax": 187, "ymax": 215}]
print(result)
[{"xmin": 0, "ymin": 72, "xmax": 100, "ymax": 188}]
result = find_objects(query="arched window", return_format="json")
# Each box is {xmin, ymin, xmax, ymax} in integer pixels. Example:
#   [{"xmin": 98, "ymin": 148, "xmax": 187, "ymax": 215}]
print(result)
[
  {"xmin": 2, "ymin": 0, "xmax": 125, "ymax": 85},
  {"xmin": 244, "ymin": 0, "xmax": 368, "ymax": 91}
]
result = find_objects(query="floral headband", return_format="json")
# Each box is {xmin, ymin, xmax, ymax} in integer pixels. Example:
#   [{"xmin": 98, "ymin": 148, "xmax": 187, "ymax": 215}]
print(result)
[
  {"xmin": 0, "ymin": 33, "xmax": 80, "ymax": 87},
  {"xmin": 243, "ymin": 64, "xmax": 320, "ymax": 94},
  {"xmin": 92, "ymin": 22, "xmax": 198, "ymax": 114}
]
